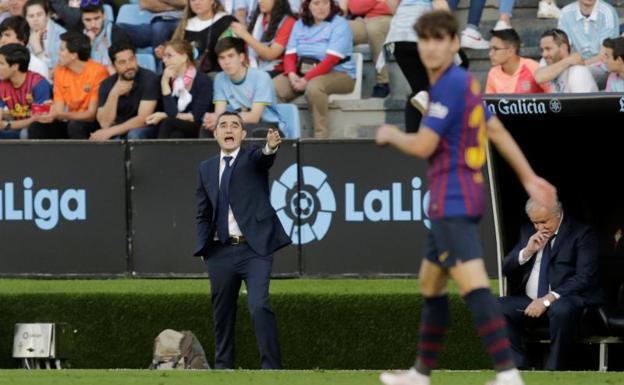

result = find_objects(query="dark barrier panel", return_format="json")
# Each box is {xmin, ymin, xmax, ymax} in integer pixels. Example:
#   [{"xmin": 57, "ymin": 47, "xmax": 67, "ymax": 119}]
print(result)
[
  {"xmin": 485, "ymin": 94, "xmax": 624, "ymax": 300},
  {"xmin": 129, "ymin": 140, "xmax": 299, "ymax": 276},
  {"xmin": 296, "ymin": 140, "xmax": 499, "ymax": 276},
  {"xmin": 0, "ymin": 142, "xmax": 127, "ymax": 275}
]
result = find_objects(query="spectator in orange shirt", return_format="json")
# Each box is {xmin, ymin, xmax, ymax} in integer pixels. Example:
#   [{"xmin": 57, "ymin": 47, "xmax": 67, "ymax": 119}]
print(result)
[
  {"xmin": 486, "ymin": 28, "xmax": 550, "ymax": 94},
  {"xmin": 29, "ymin": 31, "xmax": 108, "ymax": 138}
]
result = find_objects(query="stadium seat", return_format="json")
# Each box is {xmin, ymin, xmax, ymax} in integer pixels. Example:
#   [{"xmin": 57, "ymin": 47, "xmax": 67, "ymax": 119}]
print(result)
[
  {"xmin": 116, "ymin": 4, "xmax": 154, "ymax": 25},
  {"xmin": 103, "ymin": 4, "xmax": 114, "ymax": 23},
  {"xmin": 275, "ymin": 103, "xmax": 301, "ymax": 138},
  {"xmin": 136, "ymin": 53, "xmax": 156, "ymax": 72},
  {"xmin": 328, "ymin": 52, "xmax": 363, "ymax": 102}
]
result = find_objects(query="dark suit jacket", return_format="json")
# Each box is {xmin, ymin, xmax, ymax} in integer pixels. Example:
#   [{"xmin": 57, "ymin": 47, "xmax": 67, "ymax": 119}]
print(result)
[
  {"xmin": 502, "ymin": 215, "xmax": 602, "ymax": 306},
  {"xmin": 194, "ymin": 145, "xmax": 291, "ymax": 257}
]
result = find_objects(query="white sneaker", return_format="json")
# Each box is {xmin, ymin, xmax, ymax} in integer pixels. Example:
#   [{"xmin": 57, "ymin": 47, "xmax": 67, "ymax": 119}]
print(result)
[
  {"xmin": 380, "ymin": 368, "xmax": 430, "ymax": 385},
  {"xmin": 460, "ymin": 27, "xmax": 490, "ymax": 49},
  {"xmin": 485, "ymin": 369, "xmax": 525, "ymax": 385},
  {"xmin": 493, "ymin": 20, "xmax": 512, "ymax": 30},
  {"xmin": 410, "ymin": 91, "xmax": 429, "ymax": 114},
  {"xmin": 537, "ymin": 0, "xmax": 560, "ymax": 19}
]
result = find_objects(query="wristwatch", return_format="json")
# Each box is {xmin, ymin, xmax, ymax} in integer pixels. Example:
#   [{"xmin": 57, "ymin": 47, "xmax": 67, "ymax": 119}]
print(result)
[{"xmin": 543, "ymin": 299, "xmax": 551, "ymax": 307}]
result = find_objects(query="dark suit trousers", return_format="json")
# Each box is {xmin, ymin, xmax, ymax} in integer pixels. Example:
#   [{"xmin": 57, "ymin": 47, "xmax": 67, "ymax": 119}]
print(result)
[
  {"xmin": 203, "ymin": 242, "xmax": 282, "ymax": 369},
  {"xmin": 498, "ymin": 295, "xmax": 584, "ymax": 370}
]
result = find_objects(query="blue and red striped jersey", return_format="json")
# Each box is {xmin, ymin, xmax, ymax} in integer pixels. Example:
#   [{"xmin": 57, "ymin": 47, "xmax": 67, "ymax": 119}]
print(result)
[{"xmin": 423, "ymin": 65, "xmax": 491, "ymax": 220}]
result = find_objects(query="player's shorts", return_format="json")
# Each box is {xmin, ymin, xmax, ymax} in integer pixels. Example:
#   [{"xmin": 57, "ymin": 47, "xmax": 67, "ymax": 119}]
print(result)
[{"xmin": 424, "ymin": 216, "xmax": 483, "ymax": 269}]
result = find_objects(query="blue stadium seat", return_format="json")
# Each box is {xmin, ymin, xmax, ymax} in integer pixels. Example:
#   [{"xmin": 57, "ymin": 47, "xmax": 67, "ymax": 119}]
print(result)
[
  {"xmin": 116, "ymin": 4, "xmax": 153, "ymax": 25},
  {"xmin": 136, "ymin": 53, "xmax": 156, "ymax": 71},
  {"xmin": 275, "ymin": 103, "xmax": 301, "ymax": 138},
  {"xmin": 103, "ymin": 4, "xmax": 114, "ymax": 22}
]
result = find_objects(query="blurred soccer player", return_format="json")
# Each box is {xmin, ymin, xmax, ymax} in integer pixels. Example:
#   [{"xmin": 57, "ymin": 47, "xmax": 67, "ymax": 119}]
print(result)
[{"xmin": 375, "ymin": 10, "xmax": 557, "ymax": 385}]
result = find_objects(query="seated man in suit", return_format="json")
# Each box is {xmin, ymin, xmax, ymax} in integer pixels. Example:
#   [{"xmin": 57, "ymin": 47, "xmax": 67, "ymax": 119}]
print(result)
[
  {"xmin": 194, "ymin": 111, "xmax": 291, "ymax": 369},
  {"xmin": 499, "ymin": 198, "xmax": 602, "ymax": 370}
]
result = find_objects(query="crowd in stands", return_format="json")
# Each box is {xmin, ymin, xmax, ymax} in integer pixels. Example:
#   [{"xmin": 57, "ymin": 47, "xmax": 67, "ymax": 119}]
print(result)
[{"xmin": 0, "ymin": 0, "xmax": 622, "ymax": 140}]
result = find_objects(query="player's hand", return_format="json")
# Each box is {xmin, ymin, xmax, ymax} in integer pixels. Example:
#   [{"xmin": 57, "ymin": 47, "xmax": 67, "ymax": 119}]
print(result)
[
  {"xmin": 524, "ymin": 176, "xmax": 557, "ymax": 211},
  {"xmin": 375, "ymin": 124, "xmax": 400, "ymax": 146},
  {"xmin": 267, "ymin": 128, "xmax": 282, "ymax": 150},
  {"xmin": 524, "ymin": 298, "xmax": 548, "ymax": 318},
  {"xmin": 525, "ymin": 229, "xmax": 552, "ymax": 257}
]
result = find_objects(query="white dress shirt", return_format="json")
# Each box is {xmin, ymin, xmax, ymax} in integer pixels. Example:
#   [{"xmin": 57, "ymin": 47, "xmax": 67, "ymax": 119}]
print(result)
[
  {"xmin": 518, "ymin": 213, "xmax": 564, "ymax": 300},
  {"xmin": 215, "ymin": 144, "xmax": 278, "ymax": 241}
]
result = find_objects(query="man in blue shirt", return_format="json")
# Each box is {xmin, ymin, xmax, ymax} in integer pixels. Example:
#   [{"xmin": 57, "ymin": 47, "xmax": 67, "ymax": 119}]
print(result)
[
  {"xmin": 375, "ymin": 10, "xmax": 557, "ymax": 385},
  {"xmin": 203, "ymin": 37, "xmax": 286, "ymax": 138},
  {"xmin": 558, "ymin": 0, "xmax": 620, "ymax": 88}
]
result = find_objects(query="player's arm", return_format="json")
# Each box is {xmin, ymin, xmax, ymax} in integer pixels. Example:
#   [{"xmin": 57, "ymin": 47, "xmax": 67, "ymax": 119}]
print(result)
[
  {"xmin": 375, "ymin": 124, "xmax": 440, "ymax": 159},
  {"xmin": 486, "ymin": 116, "xmax": 557, "ymax": 207}
]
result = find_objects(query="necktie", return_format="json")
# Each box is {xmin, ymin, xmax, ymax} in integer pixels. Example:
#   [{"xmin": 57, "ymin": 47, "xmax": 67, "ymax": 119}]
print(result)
[
  {"xmin": 216, "ymin": 156, "xmax": 233, "ymax": 243},
  {"xmin": 537, "ymin": 236, "xmax": 554, "ymax": 297}
]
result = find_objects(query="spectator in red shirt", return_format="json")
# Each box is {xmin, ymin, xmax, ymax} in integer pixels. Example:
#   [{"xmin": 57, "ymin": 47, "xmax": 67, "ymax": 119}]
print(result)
[{"xmin": 229, "ymin": 0, "xmax": 296, "ymax": 78}]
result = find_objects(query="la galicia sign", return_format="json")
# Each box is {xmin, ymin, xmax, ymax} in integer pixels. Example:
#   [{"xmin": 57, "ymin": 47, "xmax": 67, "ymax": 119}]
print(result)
[{"xmin": 486, "ymin": 98, "xmax": 550, "ymax": 115}]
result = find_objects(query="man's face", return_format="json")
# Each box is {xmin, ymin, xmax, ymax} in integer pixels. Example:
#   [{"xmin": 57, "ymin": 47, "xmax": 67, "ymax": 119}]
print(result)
[
  {"xmin": 540, "ymin": 36, "xmax": 564, "ymax": 65},
  {"xmin": 214, "ymin": 115, "xmax": 246, "ymax": 153},
  {"xmin": 217, "ymin": 48, "xmax": 244, "ymax": 77},
  {"xmin": 603, "ymin": 47, "xmax": 623, "ymax": 73},
  {"xmin": 0, "ymin": 54, "xmax": 15, "ymax": 80},
  {"xmin": 82, "ymin": 10, "xmax": 105, "ymax": 37},
  {"xmin": 489, "ymin": 36, "xmax": 514, "ymax": 66},
  {"xmin": 528, "ymin": 205, "xmax": 561, "ymax": 237},
  {"xmin": 579, "ymin": 0, "xmax": 597, "ymax": 9},
  {"xmin": 0, "ymin": 29, "xmax": 20, "ymax": 46},
  {"xmin": 58, "ymin": 41, "xmax": 75, "ymax": 66},
  {"xmin": 417, "ymin": 34, "xmax": 459, "ymax": 72},
  {"xmin": 113, "ymin": 49, "xmax": 138, "ymax": 80}
]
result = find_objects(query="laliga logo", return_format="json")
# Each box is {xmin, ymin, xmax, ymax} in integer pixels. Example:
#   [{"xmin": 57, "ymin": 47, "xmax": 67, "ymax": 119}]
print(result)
[
  {"xmin": 271, "ymin": 164, "xmax": 335, "ymax": 244},
  {"xmin": 620, "ymin": 97, "xmax": 624, "ymax": 113},
  {"xmin": 0, "ymin": 177, "xmax": 86, "ymax": 230},
  {"xmin": 271, "ymin": 164, "xmax": 432, "ymax": 244}
]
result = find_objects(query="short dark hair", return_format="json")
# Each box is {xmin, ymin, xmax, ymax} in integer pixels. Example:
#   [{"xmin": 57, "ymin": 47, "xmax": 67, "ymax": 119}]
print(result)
[
  {"xmin": 80, "ymin": 1, "xmax": 104, "ymax": 15},
  {"xmin": 23, "ymin": 0, "xmax": 49, "ymax": 17},
  {"xmin": 0, "ymin": 43, "xmax": 30, "ymax": 72},
  {"xmin": 414, "ymin": 10, "xmax": 458, "ymax": 40},
  {"xmin": 540, "ymin": 28, "xmax": 569, "ymax": 50},
  {"xmin": 216, "ymin": 111, "xmax": 244, "ymax": 128},
  {"xmin": 608, "ymin": 37, "xmax": 624, "ymax": 61},
  {"xmin": 0, "ymin": 16, "xmax": 30, "ymax": 45},
  {"xmin": 60, "ymin": 31, "xmax": 91, "ymax": 61},
  {"xmin": 490, "ymin": 28, "xmax": 522, "ymax": 54},
  {"xmin": 215, "ymin": 37, "xmax": 245, "ymax": 56},
  {"xmin": 109, "ymin": 40, "xmax": 136, "ymax": 64}
]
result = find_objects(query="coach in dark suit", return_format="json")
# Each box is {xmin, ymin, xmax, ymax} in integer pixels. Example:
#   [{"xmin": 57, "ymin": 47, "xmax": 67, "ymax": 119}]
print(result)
[
  {"xmin": 499, "ymin": 198, "xmax": 602, "ymax": 370},
  {"xmin": 194, "ymin": 111, "xmax": 291, "ymax": 369}
]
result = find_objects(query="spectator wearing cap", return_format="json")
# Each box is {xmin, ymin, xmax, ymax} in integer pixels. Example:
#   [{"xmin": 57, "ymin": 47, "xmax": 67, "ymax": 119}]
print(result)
[
  {"xmin": 535, "ymin": 28, "xmax": 598, "ymax": 93},
  {"xmin": 486, "ymin": 28, "xmax": 550, "ymax": 94},
  {"xmin": 91, "ymin": 41, "xmax": 160, "ymax": 140},
  {"xmin": 558, "ymin": 0, "xmax": 619, "ymax": 88},
  {"xmin": 0, "ymin": 43, "xmax": 51, "ymax": 139},
  {"xmin": 602, "ymin": 37, "xmax": 624, "ymax": 92},
  {"xmin": 28, "ymin": 31, "xmax": 109, "ymax": 139},
  {"xmin": 23, "ymin": 0, "xmax": 64, "ymax": 77},
  {"xmin": 0, "ymin": 15, "xmax": 49, "ymax": 80},
  {"xmin": 81, "ymin": 0, "xmax": 130, "ymax": 74}
]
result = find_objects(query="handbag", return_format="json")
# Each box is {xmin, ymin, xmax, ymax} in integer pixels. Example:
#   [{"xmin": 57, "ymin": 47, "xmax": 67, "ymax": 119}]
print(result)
[
  {"xmin": 195, "ymin": 27, "xmax": 214, "ymax": 73},
  {"xmin": 297, "ymin": 56, "xmax": 320, "ymax": 76}
]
